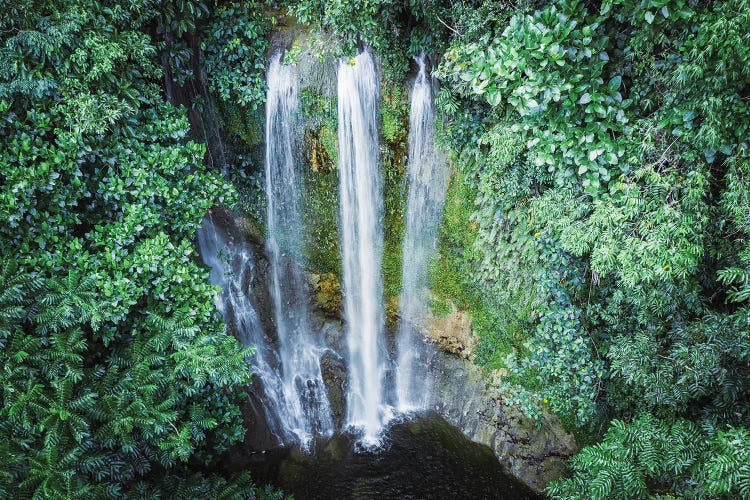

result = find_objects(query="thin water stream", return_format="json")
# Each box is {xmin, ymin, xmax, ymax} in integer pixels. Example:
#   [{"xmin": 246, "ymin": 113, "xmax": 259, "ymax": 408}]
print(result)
[
  {"xmin": 396, "ymin": 53, "xmax": 449, "ymax": 411},
  {"xmin": 197, "ymin": 215, "xmax": 291, "ymax": 444}
]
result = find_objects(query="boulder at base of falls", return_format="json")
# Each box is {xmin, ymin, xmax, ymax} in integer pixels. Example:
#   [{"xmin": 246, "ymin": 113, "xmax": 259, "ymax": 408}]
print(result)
[
  {"xmin": 422, "ymin": 306, "xmax": 577, "ymax": 493},
  {"xmin": 428, "ymin": 347, "xmax": 576, "ymax": 492}
]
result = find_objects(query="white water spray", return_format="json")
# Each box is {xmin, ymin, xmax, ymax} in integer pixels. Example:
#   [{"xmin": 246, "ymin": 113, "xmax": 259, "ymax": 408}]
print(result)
[
  {"xmin": 265, "ymin": 53, "xmax": 333, "ymax": 445},
  {"xmin": 197, "ymin": 216, "xmax": 293, "ymax": 444},
  {"xmin": 396, "ymin": 54, "xmax": 449, "ymax": 410},
  {"xmin": 337, "ymin": 51, "xmax": 388, "ymax": 445}
]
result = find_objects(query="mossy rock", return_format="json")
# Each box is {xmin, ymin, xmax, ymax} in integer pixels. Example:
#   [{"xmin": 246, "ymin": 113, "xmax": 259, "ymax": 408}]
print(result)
[
  {"xmin": 385, "ymin": 295, "xmax": 400, "ymax": 330},
  {"xmin": 305, "ymin": 128, "xmax": 335, "ymax": 173},
  {"xmin": 310, "ymin": 272, "xmax": 343, "ymax": 317},
  {"xmin": 320, "ymin": 350, "xmax": 347, "ymax": 428}
]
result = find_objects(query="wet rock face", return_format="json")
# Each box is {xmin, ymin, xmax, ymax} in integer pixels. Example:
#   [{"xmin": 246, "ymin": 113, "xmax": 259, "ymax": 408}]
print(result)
[
  {"xmin": 427, "ymin": 348, "xmax": 577, "ymax": 492},
  {"xmin": 424, "ymin": 306, "xmax": 476, "ymax": 359},
  {"xmin": 319, "ymin": 349, "xmax": 347, "ymax": 429},
  {"xmin": 203, "ymin": 207, "xmax": 276, "ymax": 340},
  {"xmin": 309, "ymin": 309, "xmax": 348, "ymax": 429},
  {"xmin": 268, "ymin": 15, "xmax": 338, "ymax": 101},
  {"xmin": 240, "ymin": 378, "xmax": 286, "ymax": 451}
]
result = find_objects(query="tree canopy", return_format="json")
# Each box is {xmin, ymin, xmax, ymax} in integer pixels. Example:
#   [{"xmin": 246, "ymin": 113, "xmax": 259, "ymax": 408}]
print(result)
[{"xmin": 0, "ymin": 1, "xmax": 275, "ymax": 497}]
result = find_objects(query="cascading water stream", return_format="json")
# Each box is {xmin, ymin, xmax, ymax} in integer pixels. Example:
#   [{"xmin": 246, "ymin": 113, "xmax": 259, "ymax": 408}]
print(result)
[
  {"xmin": 396, "ymin": 54, "xmax": 449, "ymax": 411},
  {"xmin": 197, "ymin": 215, "xmax": 291, "ymax": 444},
  {"xmin": 337, "ymin": 50, "xmax": 388, "ymax": 445},
  {"xmin": 265, "ymin": 53, "xmax": 333, "ymax": 445}
]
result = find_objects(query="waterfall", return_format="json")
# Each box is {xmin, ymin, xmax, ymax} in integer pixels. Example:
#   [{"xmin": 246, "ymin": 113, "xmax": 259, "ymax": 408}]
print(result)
[
  {"xmin": 337, "ymin": 50, "xmax": 388, "ymax": 445},
  {"xmin": 202, "ymin": 51, "xmax": 445, "ymax": 450},
  {"xmin": 197, "ymin": 215, "xmax": 291, "ymax": 444},
  {"xmin": 264, "ymin": 53, "xmax": 333, "ymax": 445},
  {"xmin": 396, "ymin": 54, "xmax": 449, "ymax": 411}
]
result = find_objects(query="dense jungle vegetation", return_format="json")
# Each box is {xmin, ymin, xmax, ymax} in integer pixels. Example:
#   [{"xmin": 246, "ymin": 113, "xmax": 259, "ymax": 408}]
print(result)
[
  {"xmin": 0, "ymin": 0, "xmax": 273, "ymax": 497},
  {"xmin": 2, "ymin": 0, "xmax": 749, "ymax": 498}
]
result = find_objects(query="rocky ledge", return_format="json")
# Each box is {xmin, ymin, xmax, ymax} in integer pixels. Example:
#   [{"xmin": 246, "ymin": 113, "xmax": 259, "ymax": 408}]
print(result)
[{"xmin": 427, "ymin": 341, "xmax": 576, "ymax": 492}]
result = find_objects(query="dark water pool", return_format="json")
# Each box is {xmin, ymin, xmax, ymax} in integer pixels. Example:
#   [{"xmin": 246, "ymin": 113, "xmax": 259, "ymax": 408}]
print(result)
[{"xmin": 247, "ymin": 413, "xmax": 542, "ymax": 499}]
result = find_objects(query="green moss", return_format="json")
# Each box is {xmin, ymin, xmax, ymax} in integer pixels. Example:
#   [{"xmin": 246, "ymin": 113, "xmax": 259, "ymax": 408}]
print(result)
[
  {"xmin": 300, "ymin": 88, "xmax": 336, "ymax": 130},
  {"xmin": 383, "ymin": 236, "xmax": 403, "ymax": 298},
  {"xmin": 429, "ymin": 166, "xmax": 537, "ymax": 385},
  {"xmin": 295, "ymin": 87, "xmax": 342, "ymax": 275},
  {"xmin": 311, "ymin": 272, "xmax": 343, "ymax": 316},
  {"xmin": 302, "ymin": 167, "xmax": 341, "ymax": 275},
  {"xmin": 318, "ymin": 125, "xmax": 338, "ymax": 166},
  {"xmin": 380, "ymin": 79, "xmax": 409, "ymax": 303},
  {"xmin": 428, "ymin": 293, "xmax": 452, "ymax": 317},
  {"xmin": 429, "ymin": 167, "xmax": 482, "ymax": 313},
  {"xmin": 381, "ymin": 85, "xmax": 407, "ymax": 145}
]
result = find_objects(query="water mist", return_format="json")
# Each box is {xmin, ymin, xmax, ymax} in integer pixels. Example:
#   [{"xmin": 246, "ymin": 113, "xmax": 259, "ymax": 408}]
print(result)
[
  {"xmin": 337, "ymin": 50, "xmax": 388, "ymax": 445},
  {"xmin": 264, "ymin": 53, "xmax": 333, "ymax": 445},
  {"xmin": 396, "ymin": 53, "xmax": 449, "ymax": 411}
]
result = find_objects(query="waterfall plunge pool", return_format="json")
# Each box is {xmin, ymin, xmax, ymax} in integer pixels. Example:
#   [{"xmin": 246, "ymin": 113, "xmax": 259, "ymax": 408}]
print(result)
[{"xmin": 240, "ymin": 412, "xmax": 541, "ymax": 499}]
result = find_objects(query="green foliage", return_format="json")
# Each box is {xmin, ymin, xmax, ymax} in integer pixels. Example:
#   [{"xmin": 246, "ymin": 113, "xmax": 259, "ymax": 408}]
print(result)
[
  {"xmin": 606, "ymin": 308, "xmax": 750, "ymax": 423},
  {"xmin": 702, "ymin": 427, "xmax": 750, "ymax": 497},
  {"xmin": 717, "ymin": 242, "xmax": 750, "ymax": 304},
  {"xmin": 548, "ymin": 413, "xmax": 750, "ymax": 499},
  {"xmin": 432, "ymin": 0, "xmax": 750, "ymax": 488},
  {"xmin": 286, "ymin": 0, "xmax": 452, "ymax": 79},
  {"xmin": 518, "ymin": 238, "xmax": 605, "ymax": 425},
  {"xmin": 288, "ymin": 0, "xmax": 403, "ymax": 62},
  {"xmin": 437, "ymin": 0, "xmax": 750, "ymax": 414},
  {"xmin": 0, "ymin": 0, "xmax": 271, "ymax": 496},
  {"xmin": 548, "ymin": 413, "xmax": 703, "ymax": 499},
  {"xmin": 200, "ymin": 1, "xmax": 269, "ymax": 109},
  {"xmin": 438, "ymin": 1, "xmax": 630, "ymax": 193}
]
